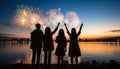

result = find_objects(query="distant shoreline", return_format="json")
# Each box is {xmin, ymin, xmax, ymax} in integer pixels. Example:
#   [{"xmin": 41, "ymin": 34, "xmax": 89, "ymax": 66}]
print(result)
[
  {"xmin": 0, "ymin": 36, "xmax": 120, "ymax": 42},
  {"xmin": 0, "ymin": 40, "xmax": 120, "ymax": 42}
]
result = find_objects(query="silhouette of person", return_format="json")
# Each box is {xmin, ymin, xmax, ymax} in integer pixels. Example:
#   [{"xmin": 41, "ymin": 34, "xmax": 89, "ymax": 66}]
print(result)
[
  {"xmin": 64, "ymin": 23, "xmax": 83, "ymax": 67},
  {"xmin": 55, "ymin": 29, "xmax": 67, "ymax": 69},
  {"xmin": 30, "ymin": 23, "xmax": 43, "ymax": 69},
  {"xmin": 43, "ymin": 23, "xmax": 60, "ymax": 69}
]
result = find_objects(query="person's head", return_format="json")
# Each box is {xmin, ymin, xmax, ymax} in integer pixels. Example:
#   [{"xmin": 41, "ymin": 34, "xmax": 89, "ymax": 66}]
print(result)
[
  {"xmin": 45, "ymin": 27, "xmax": 51, "ymax": 34},
  {"xmin": 35, "ymin": 23, "xmax": 41, "ymax": 29},
  {"xmin": 58, "ymin": 29, "xmax": 64, "ymax": 36},
  {"xmin": 71, "ymin": 28, "xmax": 76, "ymax": 34}
]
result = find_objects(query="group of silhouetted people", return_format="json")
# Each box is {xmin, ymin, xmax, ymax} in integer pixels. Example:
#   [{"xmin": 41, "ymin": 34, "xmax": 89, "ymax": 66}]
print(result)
[{"xmin": 30, "ymin": 22, "xmax": 83, "ymax": 69}]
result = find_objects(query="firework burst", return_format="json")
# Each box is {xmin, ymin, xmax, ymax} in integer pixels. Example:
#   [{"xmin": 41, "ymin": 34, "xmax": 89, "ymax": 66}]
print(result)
[
  {"xmin": 13, "ymin": 5, "xmax": 44, "ymax": 29},
  {"xmin": 13, "ymin": 5, "xmax": 82, "ymax": 30}
]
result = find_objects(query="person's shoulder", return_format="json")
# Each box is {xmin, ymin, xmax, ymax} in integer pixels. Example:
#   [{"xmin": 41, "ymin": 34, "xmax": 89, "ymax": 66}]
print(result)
[
  {"xmin": 64, "ymin": 36, "xmax": 66, "ymax": 38},
  {"xmin": 56, "ymin": 36, "xmax": 60, "ymax": 39},
  {"xmin": 30, "ymin": 30, "xmax": 35, "ymax": 34},
  {"xmin": 39, "ymin": 30, "xmax": 43, "ymax": 33},
  {"xmin": 31, "ymin": 29, "xmax": 40, "ymax": 34},
  {"xmin": 39, "ymin": 29, "xmax": 43, "ymax": 32},
  {"xmin": 36, "ymin": 30, "xmax": 43, "ymax": 35}
]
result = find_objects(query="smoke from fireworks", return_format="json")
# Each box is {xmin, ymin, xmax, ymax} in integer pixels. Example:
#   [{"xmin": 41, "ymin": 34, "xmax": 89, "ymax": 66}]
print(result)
[
  {"xmin": 65, "ymin": 12, "xmax": 80, "ymax": 27},
  {"xmin": 13, "ymin": 5, "xmax": 82, "ymax": 30},
  {"xmin": 46, "ymin": 9, "xmax": 64, "ymax": 26}
]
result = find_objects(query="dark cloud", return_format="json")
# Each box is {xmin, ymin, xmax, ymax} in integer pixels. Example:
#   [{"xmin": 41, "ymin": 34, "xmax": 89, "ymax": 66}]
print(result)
[
  {"xmin": 0, "ymin": 33, "xmax": 16, "ymax": 36},
  {"xmin": 108, "ymin": 30, "xmax": 120, "ymax": 32},
  {"xmin": 0, "ymin": 33, "xmax": 18, "ymax": 40},
  {"xmin": 0, "ymin": 22, "xmax": 13, "ymax": 26}
]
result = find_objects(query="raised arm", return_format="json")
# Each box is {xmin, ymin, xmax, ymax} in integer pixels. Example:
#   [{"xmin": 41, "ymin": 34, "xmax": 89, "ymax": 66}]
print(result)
[
  {"xmin": 77, "ymin": 23, "xmax": 83, "ymax": 35},
  {"xmin": 51, "ymin": 23, "xmax": 60, "ymax": 35},
  {"xmin": 64, "ymin": 23, "xmax": 70, "ymax": 35}
]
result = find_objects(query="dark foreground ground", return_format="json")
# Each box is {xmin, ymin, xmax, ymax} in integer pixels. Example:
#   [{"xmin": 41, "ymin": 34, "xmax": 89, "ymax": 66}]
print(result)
[
  {"xmin": 0, "ymin": 60, "xmax": 120, "ymax": 69},
  {"xmin": 0, "ymin": 64, "xmax": 120, "ymax": 69}
]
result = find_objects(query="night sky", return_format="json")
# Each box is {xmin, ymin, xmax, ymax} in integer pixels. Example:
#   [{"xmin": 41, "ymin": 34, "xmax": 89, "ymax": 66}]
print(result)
[{"xmin": 0, "ymin": 0, "xmax": 120, "ymax": 39}]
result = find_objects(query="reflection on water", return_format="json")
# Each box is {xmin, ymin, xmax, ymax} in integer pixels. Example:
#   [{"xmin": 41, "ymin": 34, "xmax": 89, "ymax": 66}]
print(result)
[
  {"xmin": 80, "ymin": 42, "xmax": 120, "ymax": 63},
  {"xmin": 0, "ymin": 41, "xmax": 120, "ymax": 64}
]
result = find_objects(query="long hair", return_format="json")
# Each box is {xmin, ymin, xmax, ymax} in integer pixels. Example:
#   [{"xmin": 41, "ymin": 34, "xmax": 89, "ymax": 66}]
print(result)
[
  {"xmin": 58, "ymin": 29, "xmax": 65, "ymax": 37},
  {"xmin": 45, "ymin": 27, "xmax": 51, "ymax": 34},
  {"xmin": 71, "ymin": 28, "xmax": 76, "ymax": 35}
]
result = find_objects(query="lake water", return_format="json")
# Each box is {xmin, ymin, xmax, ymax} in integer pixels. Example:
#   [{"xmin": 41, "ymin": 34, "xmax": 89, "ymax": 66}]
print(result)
[{"xmin": 0, "ymin": 41, "xmax": 120, "ymax": 64}]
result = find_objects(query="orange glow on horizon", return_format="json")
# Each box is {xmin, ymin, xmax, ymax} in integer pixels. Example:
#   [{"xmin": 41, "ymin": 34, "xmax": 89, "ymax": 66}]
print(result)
[{"xmin": 7, "ymin": 30, "xmax": 120, "ymax": 40}]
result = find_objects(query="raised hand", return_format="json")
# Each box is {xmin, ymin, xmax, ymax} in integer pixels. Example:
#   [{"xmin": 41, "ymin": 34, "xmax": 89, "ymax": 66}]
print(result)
[
  {"xmin": 64, "ymin": 23, "xmax": 70, "ymax": 35},
  {"xmin": 58, "ymin": 22, "xmax": 60, "ymax": 25},
  {"xmin": 52, "ymin": 22, "xmax": 60, "ymax": 35},
  {"xmin": 77, "ymin": 23, "xmax": 83, "ymax": 35},
  {"xmin": 80, "ymin": 23, "xmax": 83, "ymax": 30},
  {"xmin": 64, "ymin": 23, "xmax": 66, "ymax": 26},
  {"xmin": 81, "ymin": 23, "xmax": 83, "ymax": 27}
]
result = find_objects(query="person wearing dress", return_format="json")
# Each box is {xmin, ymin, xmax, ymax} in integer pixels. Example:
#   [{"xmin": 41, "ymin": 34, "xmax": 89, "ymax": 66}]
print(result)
[
  {"xmin": 64, "ymin": 23, "xmax": 83, "ymax": 66},
  {"xmin": 55, "ymin": 29, "xmax": 67, "ymax": 69}
]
